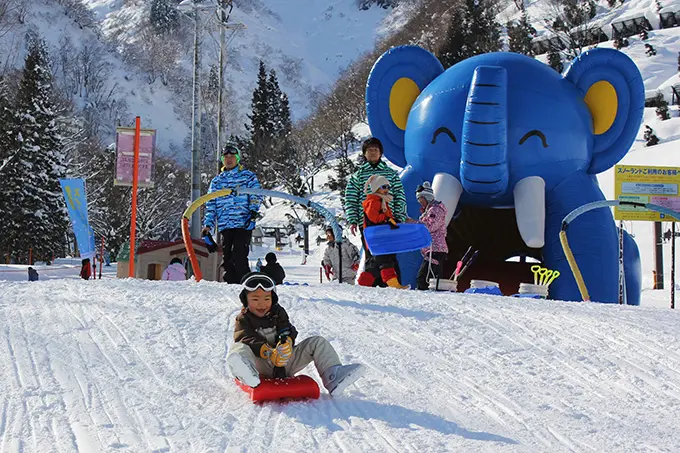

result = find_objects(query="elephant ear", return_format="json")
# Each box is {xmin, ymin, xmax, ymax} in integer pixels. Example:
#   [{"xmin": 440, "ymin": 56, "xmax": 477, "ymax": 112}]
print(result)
[
  {"xmin": 365, "ymin": 46, "xmax": 444, "ymax": 167},
  {"xmin": 564, "ymin": 48, "xmax": 644, "ymax": 175}
]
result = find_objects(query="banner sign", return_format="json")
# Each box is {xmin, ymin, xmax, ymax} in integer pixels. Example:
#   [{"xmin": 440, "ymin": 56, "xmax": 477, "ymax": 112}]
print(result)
[
  {"xmin": 59, "ymin": 179, "xmax": 96, "ymax": 259},
  {"xmin": 614, "ymin": 165, "xmax": 680, "ymax": 221},
  {"xmin": 114, "ymin": 127, "xmax": 156, "ymax": 188}
]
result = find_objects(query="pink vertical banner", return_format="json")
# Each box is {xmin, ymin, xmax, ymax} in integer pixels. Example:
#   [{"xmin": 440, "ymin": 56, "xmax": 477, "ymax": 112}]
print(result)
[{"xmin": 114, "ymin": 127, "xmax": 156, "ymax": 188}]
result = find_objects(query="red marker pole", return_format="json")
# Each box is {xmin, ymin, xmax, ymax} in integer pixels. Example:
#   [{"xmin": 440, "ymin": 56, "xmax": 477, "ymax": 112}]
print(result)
[{"xmin": 128, "ymin": 116, "xmax": 141, "ymax": 278}]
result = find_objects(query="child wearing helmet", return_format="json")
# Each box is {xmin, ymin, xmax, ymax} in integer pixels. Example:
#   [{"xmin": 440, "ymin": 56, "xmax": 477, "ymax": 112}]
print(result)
[{"xmin": 226, "ymin": 272, "xmax": 365, "ymax": 395}]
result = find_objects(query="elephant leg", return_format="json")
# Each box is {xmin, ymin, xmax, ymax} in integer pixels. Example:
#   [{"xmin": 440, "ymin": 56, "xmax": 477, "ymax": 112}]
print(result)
[
  {"xmin": 397, "ymin": 165, "xmax": 425, "ymax": 288},
  {"xmin": 622, "ymin": 229, "xmax": 641, "ymax": 306},
  {"xmin": 543, "ymin": 173, "xmax": 619, "ymax": 303}
]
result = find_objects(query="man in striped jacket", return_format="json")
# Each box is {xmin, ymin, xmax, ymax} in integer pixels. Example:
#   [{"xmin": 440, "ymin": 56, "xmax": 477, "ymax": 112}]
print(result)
[
  {"xmin": 202, "ymin": 144, "xmax": 262, "ymax": 283},
  {"xmin": 344, "ymin": 138, "xmax": 407, "ymax": 265}
]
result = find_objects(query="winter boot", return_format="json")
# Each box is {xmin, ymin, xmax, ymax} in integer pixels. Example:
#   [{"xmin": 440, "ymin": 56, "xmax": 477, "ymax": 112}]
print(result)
[
  {"xmin": 227, "ymin": 353, "xmax": 261, "ymax": 388},
  {"xmin": 381, "ymin": 268, "xmax": 409, "ymax": 289},
  {"xmin": 322, "ymin": 364, "xmax": 366, "ymax": 396},
  {"xmin": 357, "ymin": 271, "xmax": 376, "ymax": 287}
]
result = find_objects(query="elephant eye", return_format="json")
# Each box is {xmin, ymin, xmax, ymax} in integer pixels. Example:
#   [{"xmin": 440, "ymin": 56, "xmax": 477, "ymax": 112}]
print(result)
[
  {"xmin": 519, "ymin": 130, "xmax": 548, "ymax": 148},
  {"xmin": 432, "ymin": 127, "xmax": 457, "ymax": 144}
]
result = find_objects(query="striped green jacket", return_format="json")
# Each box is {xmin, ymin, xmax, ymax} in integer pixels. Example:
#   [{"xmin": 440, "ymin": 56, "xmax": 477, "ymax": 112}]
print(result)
[{"xmin": 344, "ymin": 161, "xmax": 407, "ymax": 225}]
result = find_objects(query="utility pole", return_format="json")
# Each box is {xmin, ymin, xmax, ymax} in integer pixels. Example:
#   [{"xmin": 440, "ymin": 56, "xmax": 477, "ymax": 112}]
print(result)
[
  {"xmin": 216, "ymin": 0, "xmax": 227, "ymax": 167},
  {"xmin": 190, "ymin": 6, "xmax": 202, "ymax": 239}
]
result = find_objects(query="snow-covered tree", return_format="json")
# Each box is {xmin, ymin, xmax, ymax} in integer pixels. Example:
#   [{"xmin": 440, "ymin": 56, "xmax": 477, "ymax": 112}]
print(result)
[
  {"xmin": 547, "ymin": 48, "xmax": 564, "ymax": 73},
  {"xmin": 150, "ymin": 0, "xmax": 180, "ymax": 35},
  {"xmin": 507, "ymin": 8, "xmax": 536, "ymax": 56},
  {"xmin": 437, "ymin": 0, "xmax": 502, "ymax": 69},
  {"xmin": 5, "ymin": 35, "xmax": 68, "ymax": 262}
]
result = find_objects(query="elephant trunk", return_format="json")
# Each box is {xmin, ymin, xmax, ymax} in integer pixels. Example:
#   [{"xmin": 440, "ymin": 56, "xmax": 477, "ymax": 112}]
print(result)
[{"xmin": 460, "ymin": 66, "xmax": 509, "ymax": 197}]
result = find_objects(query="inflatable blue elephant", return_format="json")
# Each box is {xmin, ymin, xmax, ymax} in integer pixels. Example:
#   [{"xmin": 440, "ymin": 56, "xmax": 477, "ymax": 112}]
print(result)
[{"xmin": 366, "ymin": 47, "xmax": 644, "ymax": 304}]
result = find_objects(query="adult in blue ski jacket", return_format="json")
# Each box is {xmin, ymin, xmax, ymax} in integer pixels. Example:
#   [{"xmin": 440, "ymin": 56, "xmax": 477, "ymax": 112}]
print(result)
[{"xmin": 202, "ymin": 144, "xmax": 262, "ymax": 283}]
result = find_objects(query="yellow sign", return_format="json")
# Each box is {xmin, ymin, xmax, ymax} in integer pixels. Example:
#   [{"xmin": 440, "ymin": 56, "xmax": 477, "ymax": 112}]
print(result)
[{"xmin": 614, "ymin": 165, "xmax": 680, "ymax": 221}]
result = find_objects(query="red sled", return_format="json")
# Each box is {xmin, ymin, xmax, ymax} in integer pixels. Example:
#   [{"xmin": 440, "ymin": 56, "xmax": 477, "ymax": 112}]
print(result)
[{"xmin": 235, "ymin": 375, "xmax": 320, "ymax": 402}]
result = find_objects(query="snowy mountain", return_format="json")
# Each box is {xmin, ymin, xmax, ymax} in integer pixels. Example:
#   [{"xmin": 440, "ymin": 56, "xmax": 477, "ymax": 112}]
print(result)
[{"xmin": 0, "ymin": 0, "xmax": 400, "ymax": 157}]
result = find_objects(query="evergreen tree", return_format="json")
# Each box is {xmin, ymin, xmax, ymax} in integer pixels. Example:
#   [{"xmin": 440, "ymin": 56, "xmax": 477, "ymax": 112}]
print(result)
[
  {"xmin": 645, "ymin": 43, "xmax": 657, "ymax": 56},
  {"xmin": 0, "ymin": 78, "xmax": 18, "ymax": 260},
  {"xmin": 245, "ymin": 61, "xmax": 301, "ymax": 191},
  {"xmin": 150, "ymin": 0, "xmax": 180, "ymax": 35},
  {"xmin": 507, "ymin": 10, "xmax": 537, "ymax": 56},
  {"xmin": 547, "ymin": 48, "xmax": 563, "ymax": 73},
  {"xmin": 438, "ymin": 0, "xmax": 502, "ymax": 69},
  {"xmin": 655, "ymin": 93, "xmax": 670, "ymax": 120},
  {"xmin": 644, "ymin": 125, "xmax": 659, "ymax": 146},
  {"xmin": 7, "ymin": 36, "xmax": 68, "ymax": 262},
  {"xmin": 245, "ymin": 61, "xmax": 273, "ymax": 170}
]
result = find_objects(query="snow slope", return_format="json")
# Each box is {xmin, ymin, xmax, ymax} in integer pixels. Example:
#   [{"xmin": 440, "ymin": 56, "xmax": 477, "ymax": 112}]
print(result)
[{"xmin": 1, "ymin": 252, "xmax": 680, "ymax": 452}]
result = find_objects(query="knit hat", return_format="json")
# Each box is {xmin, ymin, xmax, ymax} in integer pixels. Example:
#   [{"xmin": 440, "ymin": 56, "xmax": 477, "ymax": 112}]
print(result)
[
  {"xmin": 415, "ymin": 181, "xmax": 435, "ymax": 202},
  {"xmin": 265, "ymin": 252, "xmax": 277, "ymax": 264},
  {"xmin": 365, "ymin": 174, "xmax": 390, "ymax": 194}
]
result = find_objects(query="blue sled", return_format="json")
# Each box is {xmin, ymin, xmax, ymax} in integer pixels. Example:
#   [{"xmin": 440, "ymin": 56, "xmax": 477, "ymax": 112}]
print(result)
[{"xmin": 364, "ymin": 223, "xmax": 431, "ymax": 256}]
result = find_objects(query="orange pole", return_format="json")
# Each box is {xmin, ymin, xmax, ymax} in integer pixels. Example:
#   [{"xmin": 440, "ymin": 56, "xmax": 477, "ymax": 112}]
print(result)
[
  {"xmin": 28, "ymin": 247, "xmax": 32, "ymax": 265},
  {"xmin": 129, "ymin": 116, "xmax": 141, "ymax": 278},
  {"xmin": 182, "ymin": 217, "xmax": 203, "ymax": 281}
]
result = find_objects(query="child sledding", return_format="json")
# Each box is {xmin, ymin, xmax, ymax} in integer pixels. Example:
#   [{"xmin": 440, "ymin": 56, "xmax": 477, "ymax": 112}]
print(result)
[{"xmin": 227, "ymin": 272, "xmax": 365, "ymax": 400}]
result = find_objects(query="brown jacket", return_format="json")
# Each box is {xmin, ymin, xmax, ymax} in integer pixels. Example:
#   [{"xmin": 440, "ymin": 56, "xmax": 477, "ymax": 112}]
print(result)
[{"xmin": 233, "ymin": 303, "xmax": 298, "ymax": 358}]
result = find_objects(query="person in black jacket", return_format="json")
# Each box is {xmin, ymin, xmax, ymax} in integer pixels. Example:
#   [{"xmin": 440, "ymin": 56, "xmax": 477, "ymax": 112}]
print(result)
[{"xmin": 260, "ymin": 252, "xmax": 285, "ymax": 284}]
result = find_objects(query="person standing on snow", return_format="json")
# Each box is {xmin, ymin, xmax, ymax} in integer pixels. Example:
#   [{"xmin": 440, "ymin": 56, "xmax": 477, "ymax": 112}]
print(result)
[
  {"xmin": 321, "ymin": 226, "xmax": 360, "ymax": 284},
  {"xmin": 162, "ymin": 257, "xmax": 186, "ymax": 281},
  {"xmin": 202, "ymin": 144, "xmax": 262, "ymax": 284},
  {"xmin": 411, "ymin": 182, "xmax": 448, "ymax": 290},
  {"xmin": 356, "ymin": 175, "xmax": 408, "ymax": 289},
  {"xmin": 27, "ymin": 267, "xmax": 39, "ymax": 281},
  {"xmin": 344, "ymin": 137, "xmax": 407, "ymax": 268}
]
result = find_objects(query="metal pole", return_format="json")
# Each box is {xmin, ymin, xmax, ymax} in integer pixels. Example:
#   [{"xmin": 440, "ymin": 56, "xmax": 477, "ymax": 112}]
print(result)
[
  {"xmin": 190, "ymin": 6, "xmax": 202, "ymax": 239},
  {"xmin": 303, "ymin": 223, "xmax": 309, "ymax": 262},
  {"xmin": 655, "ymin": 221, "xmax": 664, "ymax": 289},
  {"xmin": 672, "ymin": 222, "xmax": 676, "ymax": 309},
  {"xmin": 216, "ymin": 0, "xmax": 227, "ymax": 166},
  {"xmin": 618, "ymin": 220, "xmax": 624, "ymax": 305}
]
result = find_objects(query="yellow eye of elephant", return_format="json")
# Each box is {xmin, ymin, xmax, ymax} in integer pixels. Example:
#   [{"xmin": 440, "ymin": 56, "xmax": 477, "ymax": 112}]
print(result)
[
  {"xmin": 431, "ymin": 127, "xmax": 457, "ymax": 144},
  {"xmin": 519, "ymin": 130, "xmax": 549, "ymax": 148}
]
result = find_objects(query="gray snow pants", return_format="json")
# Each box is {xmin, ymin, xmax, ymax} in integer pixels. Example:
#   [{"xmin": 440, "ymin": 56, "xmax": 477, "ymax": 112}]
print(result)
[{"xmin": 227, "ymin": 336, "xmax": 341, "ymax": 379}]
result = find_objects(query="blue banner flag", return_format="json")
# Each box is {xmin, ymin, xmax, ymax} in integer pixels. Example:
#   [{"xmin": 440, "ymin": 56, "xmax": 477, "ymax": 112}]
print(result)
[{"xmin": 60, "ymin": 179, "xmax": 96, "ymax": 259}]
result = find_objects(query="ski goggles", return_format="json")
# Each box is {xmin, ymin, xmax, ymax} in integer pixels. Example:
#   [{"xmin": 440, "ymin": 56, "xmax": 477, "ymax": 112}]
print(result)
[
  {"xmin": 379, "ymin": 184, "xmax": 390, "ymax": 190},
  {"xmin": 242, "ymin": 273, "xmax": 276, "ymax": 292},
  {"xmin": 221, "ymin": 145, "xmax": 240, "ymax": 156}
]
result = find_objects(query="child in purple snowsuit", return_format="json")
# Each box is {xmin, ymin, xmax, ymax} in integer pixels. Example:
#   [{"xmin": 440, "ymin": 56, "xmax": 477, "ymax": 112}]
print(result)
[{"xmin": 414, "ymin": 182, "xmax": 448, "ymax": 290}]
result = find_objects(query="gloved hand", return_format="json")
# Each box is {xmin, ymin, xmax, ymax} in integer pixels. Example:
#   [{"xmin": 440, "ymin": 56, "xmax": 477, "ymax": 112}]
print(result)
[
  {"xmin": 260, "ymin": 342, "xmax": 290, "ymax": 367},
  {"xmin": 388, "ymin": 218, "xmax": 399, "ymax": 230},
  {"xmin": 323, "ymin": 264, "xmax": 333, "ymax": 280},
  {"xmin": 351, "ymin": 263, "xmax": 359, "ymax": 272},
  {"xmin": 270, "ymin": 337, "xmax": 293, "ymax": 367},
  {"xmin": 249, "ymin": 211, "xmax": 261, "ymax": 222}
]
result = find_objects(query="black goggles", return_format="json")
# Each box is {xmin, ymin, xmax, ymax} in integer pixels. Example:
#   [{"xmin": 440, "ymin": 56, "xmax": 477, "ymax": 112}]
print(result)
[
  {"xmin": 242, "ymin": 274, "xmax": 276, "ymax": 292},
  {"xmin": 222, "ymin": 146, "xmax": 239, "ymax": 156}
]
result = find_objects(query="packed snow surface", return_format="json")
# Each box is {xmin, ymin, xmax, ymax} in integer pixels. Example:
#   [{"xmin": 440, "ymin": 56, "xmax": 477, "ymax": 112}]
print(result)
[{"xmin": 1, "ymin": 256, "xmax": 680, "ymax": 452}]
